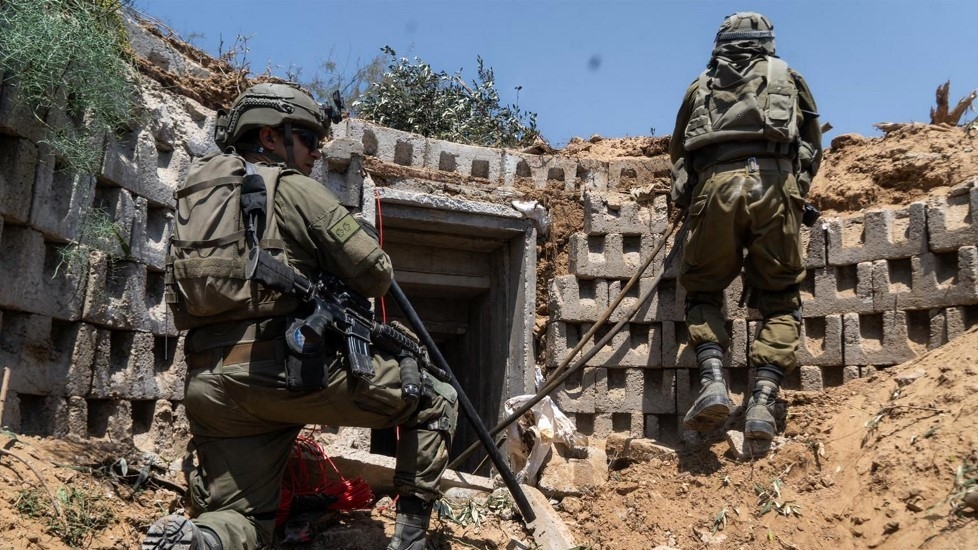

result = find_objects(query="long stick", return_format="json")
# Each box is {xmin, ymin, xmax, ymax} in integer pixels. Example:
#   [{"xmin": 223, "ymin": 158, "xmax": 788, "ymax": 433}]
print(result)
[
  {"xmin": 448, "ymin": 214, "xmax": 689, "ymax": 470},
  {"xmin": 545, "ymin": 215, "xmax": 680, "ymax": 383},
  {"xmin": 387, "ymin": 281, "xmax": 537, "ymax": 523}
]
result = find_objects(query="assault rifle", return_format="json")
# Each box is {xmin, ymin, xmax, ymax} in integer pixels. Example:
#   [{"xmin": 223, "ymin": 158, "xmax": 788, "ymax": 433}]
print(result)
[
  {"xmin": 245, "ymin": 247, "xmax": 448, "ymax": 401},
  {"xmin": 245, "ymin": 245, "xmax": 537, "ymax": 523}
]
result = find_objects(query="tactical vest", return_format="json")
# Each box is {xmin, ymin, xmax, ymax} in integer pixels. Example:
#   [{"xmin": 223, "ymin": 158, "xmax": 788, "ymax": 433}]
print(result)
[
  {"xmin": 165, "ymin": 153, "xmax": 301, "ymax": 330},
  {"xmin": 683, "ymin": 56, "xmax": 800, "ymax": 154}
]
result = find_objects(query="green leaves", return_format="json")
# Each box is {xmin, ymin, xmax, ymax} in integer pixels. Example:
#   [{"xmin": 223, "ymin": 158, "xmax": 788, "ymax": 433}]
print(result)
[{"xmin": 353, "ymin": 46, "xmax": 539, "ymax": 148}]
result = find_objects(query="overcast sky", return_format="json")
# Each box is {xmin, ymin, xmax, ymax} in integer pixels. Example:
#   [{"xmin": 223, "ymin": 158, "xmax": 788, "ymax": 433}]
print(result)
[{"xmin": 132, "ymin": 0, "xmax": 978, "ymax": 148}]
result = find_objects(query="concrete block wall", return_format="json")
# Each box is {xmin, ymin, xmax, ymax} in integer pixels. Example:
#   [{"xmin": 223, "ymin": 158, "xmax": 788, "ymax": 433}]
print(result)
[
  {"xmin": 333, "ymin": 118, "xmax": 672, "ymax": 194},
  {"xmin": 0, "ymin": 14, "xmax": 213, "ymax": 454},
  {"xmin": 548, "ymin": 182, "xmax": 978, "ymax": 441}
]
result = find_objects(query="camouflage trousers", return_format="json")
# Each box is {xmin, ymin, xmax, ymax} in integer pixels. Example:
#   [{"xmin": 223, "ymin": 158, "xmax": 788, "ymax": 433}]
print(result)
[
  {"xmin": 679, "ymin": 156, "xmax": 806, "ymax": 372},
  {"xmin": 181, "ymin": 319, "xmax": 458, "ymax": 549}
]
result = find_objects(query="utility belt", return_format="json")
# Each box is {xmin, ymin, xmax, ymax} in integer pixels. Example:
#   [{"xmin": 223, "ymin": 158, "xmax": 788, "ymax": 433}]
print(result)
[
  {"xmin": 185, "ymin": 338, "xmax": 283, "ymax": 371},
  {"xmin": 700, "ymin": 156, "xmax": 794, "ymax": 181}
]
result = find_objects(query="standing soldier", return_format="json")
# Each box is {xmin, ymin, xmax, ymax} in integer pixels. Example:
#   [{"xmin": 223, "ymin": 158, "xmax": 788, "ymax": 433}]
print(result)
[
  {"xmin": 669, "ymin": 12, "xmax": 823, "ymax": 444},
  {"xmin": 143, "ymin": 82, "xmax": 457, "ymax": 550}
]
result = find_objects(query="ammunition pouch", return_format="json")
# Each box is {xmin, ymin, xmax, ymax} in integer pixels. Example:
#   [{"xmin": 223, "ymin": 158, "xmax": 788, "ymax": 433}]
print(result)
[{"xmin": 284, "ymin": 315, "xmax": 332, "ymax": 392}]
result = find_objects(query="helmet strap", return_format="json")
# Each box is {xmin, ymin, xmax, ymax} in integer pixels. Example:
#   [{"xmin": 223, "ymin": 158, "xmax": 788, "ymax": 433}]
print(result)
[{"xmin": 281, "ymin": 122, "xmax": 298, "ymax": 171}]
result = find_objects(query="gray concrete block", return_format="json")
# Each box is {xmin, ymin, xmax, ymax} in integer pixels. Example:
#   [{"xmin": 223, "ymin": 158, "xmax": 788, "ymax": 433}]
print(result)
[
  {"xmin": 800, "ymin": 263, "xmax": 875, "ymax": 317},
  {"xmin": 634, "ymin": 275, "xmax": 684, "ymax": 323},
  {"xmin": 609, "ymin": 323, "xmax": 663, "ymax": 368},
  {"xmin": 843, "ymin": 311, "xmax": 918, "ymax": 367},
  {"xmin": 928, "ymin": 182, "xmax": 978, "ymax": 252},
  {"xmin": 583, "ymin": 192, "xmax": 666, "ymax": 236},
  {"xmin": 825, "ymin": 204, "xmax": 927, "ymax": 266},
  {"xmin": 122, "ymin": 13, "xmax": 212, "ymax": 79},
  {"xmin": 641, "ymin": 369, "xmax": 677, "ymax": 414},
  {"xmin": 796, "ymin": 315, "xmax": 844, "ymax": 366},
  {"xmin": 424, "ymin": 139, "xmax": 504, "ymax": 183},
  {"xmin": 66, "ymin": 396, "xmax": 88, "ymax": 439},
  {"xmin": 30, "ymin": 144, "xmax": 96, "ymax": 240},
  {"xmin": 0, "ymin": 225, "xmax": 86, "ymax": 319},
  {"xmin": 548, "ymin": 275, "xmax": 610, "ymax": 322},
  {"xmin": 875, "ymin": 247, "xmax": 978, "ymax": 310},
  {"xmin": 551, "ymin": 366, "xmax": 598, "ymax": 414},
  {"xmin": 82, "ymin": 251, "xmax": 150, "ymax": 330},
  {"xmin": 0, "ymin": 78, "xmax": 45, "ymax": 142},
  {"xmin": 569, "ymin": 232, "xmax": 661, "ymax": 279},
  {"xmin": 345, "ymin": 119, "xmax": 427, "ymax": 167},
  {"xmin": 503, "ymin": 151, "xmax": 601, "ymax": 191},
  {"xmin": 802, "ymin": 221, "xmax": 827, "ymax": 268},
  {"xmin": 0, "ymin": 134, "xmax": 37, "ymax": 223},
  {"xmin": 129, "ymin": 196, "xmax": 172, "ymax": 271},
  {"xmin": 798, "ymin": 365, "xmax": 824, "ymax": 391}
]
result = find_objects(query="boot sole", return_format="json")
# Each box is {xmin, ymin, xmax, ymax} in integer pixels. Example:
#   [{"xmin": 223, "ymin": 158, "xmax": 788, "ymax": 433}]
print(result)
[
  {"xmin": 744, "ymin": 420, "xmax": 775, "ymax": 441},
  {"xmin": 683, "ymin": 399, "xmax": 733, "ymax": 432},
  {"xmin": 142, "ymin": 514, "xmax": 199, "ymax": 550}
]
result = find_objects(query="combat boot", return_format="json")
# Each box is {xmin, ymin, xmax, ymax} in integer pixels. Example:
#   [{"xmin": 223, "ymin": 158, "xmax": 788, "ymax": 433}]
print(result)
[
  {"xmin": 745, "ymin": 365, "xmax": 784, "ymax": 441},
  {"xmin": 142, "ymin": 514, "xmax": 223, "ymax": 550},
  {"xmin": 682, "ymin": 343, "xmax": 734, "ymax": 432},
  {"xmin": 386, "ymin": 495, "xmax": 432, "ymax": 550}
]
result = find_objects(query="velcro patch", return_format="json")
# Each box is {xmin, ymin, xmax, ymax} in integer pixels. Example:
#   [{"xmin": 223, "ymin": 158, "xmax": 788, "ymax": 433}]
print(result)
[{"xmin": 328, "ymin": 214, "xmax": 361, "ymax": 244}]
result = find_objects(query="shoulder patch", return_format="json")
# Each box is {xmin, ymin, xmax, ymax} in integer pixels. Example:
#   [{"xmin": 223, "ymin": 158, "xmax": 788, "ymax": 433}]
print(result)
[{"xmin": 328, "ymin": 214, "xmax": 361, "ymax": 244}]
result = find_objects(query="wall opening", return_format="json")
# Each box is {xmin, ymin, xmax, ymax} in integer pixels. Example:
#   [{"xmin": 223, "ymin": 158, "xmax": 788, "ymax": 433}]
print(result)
[{"xmin": 367, "ymin": 197, "xmax": 534, "ymax": 474}]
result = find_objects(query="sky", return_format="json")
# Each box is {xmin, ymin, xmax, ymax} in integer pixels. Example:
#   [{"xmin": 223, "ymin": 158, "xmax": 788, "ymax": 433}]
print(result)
[{"xmin": 131, "ymin": 0, "xmax": 977, "ymax": 148}]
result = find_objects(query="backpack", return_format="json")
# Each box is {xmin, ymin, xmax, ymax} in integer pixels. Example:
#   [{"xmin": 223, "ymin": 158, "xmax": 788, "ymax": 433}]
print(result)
[
  {"xmin": 165, "ymin": 153, "xmax": 301, "ymax": 330},
  {"xmin": 683, "ymin": 56, "xmax": 801, "ymax": 153}
]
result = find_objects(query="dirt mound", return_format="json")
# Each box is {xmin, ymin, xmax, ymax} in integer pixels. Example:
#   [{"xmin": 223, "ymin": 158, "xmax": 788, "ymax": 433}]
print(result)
[
  {"xmin": 810, "ymin": 123, "xmax": 978, "ymax": 215},
  {"xmin": 569, "ymin": 327, "xmax": 978, "ymax": 549}
]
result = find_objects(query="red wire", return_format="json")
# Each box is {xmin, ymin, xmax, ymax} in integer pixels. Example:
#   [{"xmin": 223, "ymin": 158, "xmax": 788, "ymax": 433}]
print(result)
[{"xmin": 375, "ymin": 188, "xmax": 388, "ymax": 323}]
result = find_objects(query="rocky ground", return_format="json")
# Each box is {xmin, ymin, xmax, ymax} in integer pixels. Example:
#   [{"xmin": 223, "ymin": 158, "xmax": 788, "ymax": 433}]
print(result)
[{"xmin": 1, "ymin": 121, "xmax": 977, "ymax": 549}]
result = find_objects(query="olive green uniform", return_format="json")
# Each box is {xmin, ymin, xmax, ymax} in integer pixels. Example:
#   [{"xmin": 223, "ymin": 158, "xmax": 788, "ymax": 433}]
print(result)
[
  {"xmin": 669, "ymin": 68, "xmax": 823, "ymax": 373},
  {"xmin": 180, "ymin": 164, "xmax": 458, "ymax": 549}
]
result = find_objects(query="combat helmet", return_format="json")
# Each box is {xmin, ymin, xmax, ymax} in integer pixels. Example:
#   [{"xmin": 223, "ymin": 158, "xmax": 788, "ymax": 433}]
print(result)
[
  {"xmin": 214, "ymin": 82, "xmax": 328, "ymax": 151},
  {"xmin": 714, "ymin": 12, "xmax": 775, "ymax": 45}
]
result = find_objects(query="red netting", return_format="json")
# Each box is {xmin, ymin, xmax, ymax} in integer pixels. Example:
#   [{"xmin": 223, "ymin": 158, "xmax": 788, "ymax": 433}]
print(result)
[{"xmin": 275, "ymin": 433, "xmax": 375, "ymax": 528}]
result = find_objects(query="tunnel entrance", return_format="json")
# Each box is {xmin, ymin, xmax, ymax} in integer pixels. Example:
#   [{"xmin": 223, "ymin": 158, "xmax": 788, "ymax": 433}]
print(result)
[{"xmin": 366, "ymin": 194, "xmax": 536, "ymax": 473}]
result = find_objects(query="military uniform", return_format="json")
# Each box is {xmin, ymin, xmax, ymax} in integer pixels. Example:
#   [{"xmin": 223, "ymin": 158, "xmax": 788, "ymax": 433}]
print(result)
[
  {"xmin": 669, "ymin": 13, "xmax": 823, "ymax": 441},
  {"xmin": 175, "ymin": 164, "xmax": 457, "ymax": 548}
]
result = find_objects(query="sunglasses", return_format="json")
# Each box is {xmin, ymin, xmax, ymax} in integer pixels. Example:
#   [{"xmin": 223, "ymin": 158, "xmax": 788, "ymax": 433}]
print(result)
[{"xmin": 291, "ymin": 128, "xmax": 322, "ymax": 151}]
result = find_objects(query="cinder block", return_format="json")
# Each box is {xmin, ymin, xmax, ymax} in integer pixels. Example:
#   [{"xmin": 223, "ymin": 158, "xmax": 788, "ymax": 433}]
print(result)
[
  {"xmin": 569, "ymin": 232, "xmax": 661, "ymax": 279},
  {"xmin": 825, "ymin": 204, "xmax": 927, "ymax": 266},
  {"xmin": 0, "ymin": 225, "xmax": 86, "ymax": 319},
  {"xmin": 874, "ymin": 247, "xmax": 978, "ymax": 311},
  {"xmin": 641, "ymin": 369, "xmax": 677, "ymax": 414},
  {"xmin": 129, "ymin": 196, "xmax": 171, "ymax": 271},
  {"xmin": 583, "ymin": 192, "xmax": 666, "ymax": 236},
  {"xmin": 800, "ymin": 263, "xmax": 875, "ymax": 317},
  {"xmin": 636, "ymin": 275, "xmax": 685, "ymax": 323},
  {"xmin": 503, "ymin": 151, "xmax": 602, "ymax": 191},
  {"xmin": 607, "ymin": 157, "xmax": 670, "ymax": 192},
  {"xmin": 551, "ymin": 366, "xmax": 598, "ymax": 414},
  {"xmin": 611, "ymin": 323, "xmax": 664, "ymax": 368},
  {"xmin": 796, "ymin": 315, "xmax": 844, "ymax": 366},
  {"xmin": 928, "ymin": 182, "xmax": 978, "ymax": 252},
  {"xmin": 0, "ymin": 135, "xmax": 37, "ymax": 223},
  {"xmin": 345, "ymin": 119, "xmax": 426, "ymax": 168},
  {"xmin": 66, "ymin": 396, "xmax": 88, "ymax": 439},
  {"xmin": 82, "ymin": 251, "xmax": 150, "ymax": 330},
  {"xmin": 798, "ymin": 365, "xmax": 824, "ymax": 391},
  {"xmin": 424, "ymin": 139, "xmax": 503, "ymax": 183},
  {"xmin": 89, "ymin": 331, "xmax": 163, "ymax": 400},
  {"xmin": 549, "ymin": 275, "xmax": 610, "ymax": 322},
  {"xmin": 0, "ymin": 78, "xmax": 45, "ymax": 142},
  {"xmin": 843, "ymin": 311, "xmax": 918, "ymax": 367},
  {"xmin": 802, "ymin": 222, "xmax": 827, "ymax": 268},
  {"xmin": 30, "ymin": 144, "xmax": 96, "ymax": 240}
]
